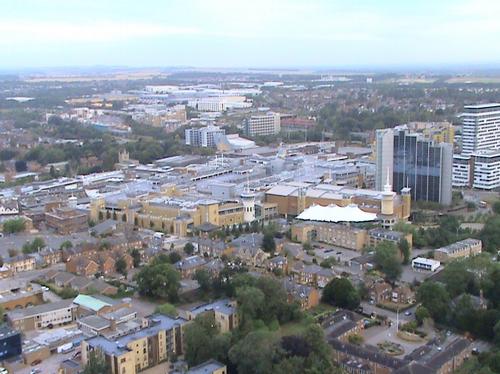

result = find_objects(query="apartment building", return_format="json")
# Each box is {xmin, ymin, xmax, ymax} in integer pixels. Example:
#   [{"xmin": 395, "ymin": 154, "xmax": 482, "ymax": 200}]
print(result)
[
  {"xmin": 4, "ymin": 254, "xmax": 36, "ymax": 273},
  {"xmin": 367, "ymin": 228, "xmax": 412, "ymax": 249},
  {"xmin": 7, "ymin": 299, "xmax": 77, "ymax": 332},
  {"xmin": 185, "ymin": 126, "xmax": 225, "ymax": 148},
  {"xmin": 45, "ymin": 206, "xmax": 88, "ymax": 234},
  {"xmin": 434, "ymin": 238, "xmax": 482, "ymax": 263},
  {"xmin": 82, "ymin": 314, "xmax": 187, "ymax": 374},
  {"xmin": 453, "ymin": 150, "xmax": 500, "ymax": 190},
  {"xmin": 461, "ymin": 103, "xmax": 500, "ymax": 155},
  {"xmin": 244, "ymin": 112, "xmax": 281, "ymax": 137},
  {"xmin": 178, "ymin": 299, "xmax": 238, "ymax": 333},
  {"xmin": 291, "ymin": 222, "xmax": 367, "ymax": 251}
]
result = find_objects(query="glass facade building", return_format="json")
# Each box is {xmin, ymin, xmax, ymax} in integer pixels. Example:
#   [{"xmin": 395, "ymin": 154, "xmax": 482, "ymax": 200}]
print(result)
[{"xmin": 393, "ymin": 129, "xmax": 452, "ymax": 205}]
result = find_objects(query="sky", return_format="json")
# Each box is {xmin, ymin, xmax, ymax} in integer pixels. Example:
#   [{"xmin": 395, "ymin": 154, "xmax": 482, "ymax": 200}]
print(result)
[{"xmin": 1, "ymin": 0, "xmax": 500, "ymax": 69}]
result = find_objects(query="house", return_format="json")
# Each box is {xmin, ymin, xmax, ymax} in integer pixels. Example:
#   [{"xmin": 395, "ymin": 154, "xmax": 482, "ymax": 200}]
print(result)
[
  {"xmin": 324, "ymin": 310, "xmax": 364, "ymax": 343},
  {"xmin": 4, "ymin": 254, "xmax": 36, "ymax": 273},
  {"xmin": 39, "ymin": 247, "xmax": 63, "ymax": 266},
  {"xmin": 291, "ymin": 263, "xmax": 336, "ymax": 288},
  {"xmin": 175, "ymin": 255, "xmax": 207, "ymax": 279},
  {"xmin": 96, "ymin": 254, "xmax": 116, "ymax": 275},
  {"xmin": 283, "ymin": 279, "xmax": 319, "ymax": 310},
  {"xmin": 66, "ymin": 257, "xmax": 99, "ymax": 277},
  {"xmin": 434, "ymin": 238, "xmax": 482, "ymax": 263},
  {"xmin": 392, "ymin": 285, "xmax": 415, "ymax": 305},
  {"xmin": 267, "ymin": 255, "xmax": 288, "ymax": 274},
  {"xmin": 369, "ymin": 282, "xmax": 392, "ymax": 304},
  {"xmin": 197, "ymin": 238, "xmax": 229, "ymax": 257}
]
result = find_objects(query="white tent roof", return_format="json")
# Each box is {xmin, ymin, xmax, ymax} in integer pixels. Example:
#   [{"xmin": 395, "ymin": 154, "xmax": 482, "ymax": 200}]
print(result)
[{"xmin": 296, "ymin": 203, "xmax": 378, "ymax": 223}]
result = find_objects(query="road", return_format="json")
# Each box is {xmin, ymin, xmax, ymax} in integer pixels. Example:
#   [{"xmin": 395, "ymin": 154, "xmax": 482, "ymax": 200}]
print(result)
[{"xmin": 360, "ymin": 301, "xmax": 418, "ymax": 325}]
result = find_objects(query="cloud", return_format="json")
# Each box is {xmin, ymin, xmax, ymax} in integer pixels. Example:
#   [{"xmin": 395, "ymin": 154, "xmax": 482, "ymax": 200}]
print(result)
[{"xmin": 0, "ymin": 20, "xmax": 200, "ymax": 44}]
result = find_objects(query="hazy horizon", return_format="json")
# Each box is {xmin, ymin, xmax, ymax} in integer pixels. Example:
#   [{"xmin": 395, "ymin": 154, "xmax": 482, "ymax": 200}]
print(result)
[{"xmin": 2, "ymin": 0, "xmax": 500, "ymax": 69}]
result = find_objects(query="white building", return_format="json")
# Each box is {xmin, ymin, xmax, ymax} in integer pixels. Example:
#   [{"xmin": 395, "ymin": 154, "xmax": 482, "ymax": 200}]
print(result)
[
  {"xmin": 453, "ymin": 150, "xmax": 500, "ymax": 190},
  {"xmin": 375, "ymin": 129, "xmax": 394, "ymax": 191},
  {"xmin": 461, "ymin": 103, "xmax": 500, "ymax": 155},
  {"xmin": 187, "ymin": 96, "xmax": 252, "ymax": 112},
  {"xmin": 244, "ymin": 112, "xmax": 281, "ymax": 137},
  {"xmin": 412, "ymin": 257, "xmax": 440, "ymax": 272},
  {"xmin": 185, "ymin": 126, "xmax": 226, "ymax": 148}
]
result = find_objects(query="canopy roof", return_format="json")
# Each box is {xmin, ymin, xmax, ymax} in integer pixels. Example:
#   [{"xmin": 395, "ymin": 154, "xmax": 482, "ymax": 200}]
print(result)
[{"xmin": 296, "ymin": 203, "xmax": 378, "ymax": 223}]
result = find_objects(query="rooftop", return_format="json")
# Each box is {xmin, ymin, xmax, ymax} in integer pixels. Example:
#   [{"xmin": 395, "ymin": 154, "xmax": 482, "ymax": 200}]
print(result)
[{"xmin": 297, "ymin": 203, "xmax": 378, "ymax": 223}]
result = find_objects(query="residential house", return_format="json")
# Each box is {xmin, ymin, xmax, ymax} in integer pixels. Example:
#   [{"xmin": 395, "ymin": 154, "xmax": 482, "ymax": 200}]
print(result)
[
  {"xmin": 291, "ymin": 263, "xmax": 336, "ymax": 288},
  {"xmin": 369, "ymin": 282, "xmax": 392, "ymax": 304},
  {"xmin": 267, "ymin": 255, "xmax": 288, "ymax": 274},
  {"xmin": 66, "ymin": 257, "xmax": 99, "ymax": 277},
  {"xmin": 392, "ymin": 285, "xmax": 415, "ymax": 305},
  {"xmin": 283, "ymin": 279, "xmax": 319, "ymax": 310},
  {"xmin": 175, "ymin": 255, "xmax": 207, "ymax": 279},
  {"xmin": 4, "ymin": 255, "xmax": 36, "ymax": 273},
  {"xmin": 186, "ymin": 360, "xmax": 227, "ymax": 374}
]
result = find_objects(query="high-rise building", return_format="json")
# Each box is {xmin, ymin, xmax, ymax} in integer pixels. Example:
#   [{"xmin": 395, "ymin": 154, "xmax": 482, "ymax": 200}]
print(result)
[
  {"xmin": 185, "ymin": 125, "xmax": 225, "ymax": 148},
  {"xmin": 375, "ymin": 129, "xmax": 394, "ymax": 191},
  {"xmin": 244, "ymin": 112, "xmax": 281, "ymax": 137},
  {"xmin": 393, "ymin": 129, "xmax": 453, "ymax": 205},
  {"xmin": 453, "ymin": 150, "xmax": 500, "ymax": 190},
  {"xmin": 461, "ymin": 103, "xmax": 500, "ymax": 155}
]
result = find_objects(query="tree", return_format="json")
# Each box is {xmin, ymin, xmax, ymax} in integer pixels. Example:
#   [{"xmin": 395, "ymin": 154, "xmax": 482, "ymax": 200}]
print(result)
[
  {"xmin": 493, "ymin": 201, "xmax": 500, "ymax": 215},
  {"xmin": 83, "ymin": 350, "xmax": 110, "ymax": 374},
  {"xmin": 22, "ymin": 237, "xmax": 46, "ymax": 254},
  {"xmin": 168, "ymin": 251, "xmax": 181, "ymax": 264},
  {"xmin": 131, "ymin": 248, "xmax": 141, "ymax": 267},
  {"xmin": 322, "ymin": 278, "xmax": 360, "ymax": 310},
  {"xmin": 2, "ymin": 218, "xmax": 25, "ymax": 234},
  {"xmin": 185, "ymin": 314, "xmax": 224, "ymax": 366},
  {"xmin": 194, "ymin": 269, "xmax": 211, "ymax": 293},
  {"xmin": 303, "ymin": 242, "xmax": 312, "ymax": 252},
  {"xmin": 415, "ymin": 305, "xmax": 430, "ymax": 325},
  {"xmin": 135, "ymin": 261, "xmax": 181, "ymax": 302},
  {"xmin": 441, "ymin": 260, "xmax": 477, "ymax": 298},
  {"xmin": 14, "ymin": 160, "xmax": 27, "ymax": 172},
  {"xmin": 480, "ymin": 216, "xmax": 500, "ymax": 253},
  {"xmin": 262, "ymin": 232, "xmax": 276, "ymax": 254},
  {"xmin": 184, "ymin": 242, "xmax": 195, "ymax": 255},
  {"xmin": 374, "ymin": 241, "xmax": 402, "ymax": 281},
  {"xmin": 398, "ymin": 239, "xmax": 411, "ymax": 265},
  {"xmin": 155, "ymin": 303, "xmax": 178, "ymax": 317},
  {"xmin": 416, "ymin": 281, "xmax": 450, "ymax": 323},
  {"xmin": 115, "ymin": 257, "xmax": 127, "ymax": 276},
  {"xmin": 229, "ymin": 330, "xmax": 280, "ymax": 374},
  {"xmin": 59, "ymin": 240, "xmax": 73, "ymax": 250},
  {"xmin": 8, "ymin": 249, "xmax": 18, "ymax": 258}
]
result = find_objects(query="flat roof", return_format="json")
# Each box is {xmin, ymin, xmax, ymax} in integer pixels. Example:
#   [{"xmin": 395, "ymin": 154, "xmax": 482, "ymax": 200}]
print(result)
[{"xmin": 7, "ymin": 299, "xmax": 75, "ymax": 321}]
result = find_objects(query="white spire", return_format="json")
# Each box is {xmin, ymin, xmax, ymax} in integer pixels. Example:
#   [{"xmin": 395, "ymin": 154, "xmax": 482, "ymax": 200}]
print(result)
[{"xmin": 384, "ymin": 167, "xmax": 392, "ymax": 193}]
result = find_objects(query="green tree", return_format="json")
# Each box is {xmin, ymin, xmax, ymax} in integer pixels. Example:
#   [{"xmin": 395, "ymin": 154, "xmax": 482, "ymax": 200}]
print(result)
[
  {"xmin": 398, "ymin": 238, "xmax": 411, "ymax": 265},
  {"xmin": 441, "ymin": 260, "xmax": 477, "ymax": 298},
  {"xmin": 131, "ymin": 248, "xmax": 141, "ymax": 267},
  {"xmin": 2, "ymin": 218, "xmax": 25, "ymax": 234},
  {"xmin": 229, "ymin": 330, "xmax": 280, "ymax": 374},
  {"xmin": 480, "ymin": 216, "xmax": 500, "ymax": 253},
  {"xmin": 416, "ymin": 281, "xmax": 450, "ymax": 323},
  {"xmin": 83, "ymin": 350, "xmax": 110, "ymax": 374},
  {"xmin": 184, "ymin": 242, "xmax": 195, "ymax": 255},
  {"xmin": 374, "ymin": 241, "xmax": 402, "ymax": 281},
  {"xmin": 135, "ymin": 262, "xmax": 181, "ymax": 302},
  {"xmin": 262, "ymin": 232, "xmax": 276, "ymax": 254},
  {"xmin": 154, "ymin": 303, "xmax": 178, "ymax": 317},
  {"xmin": 492, "ymin": 201, "xmax": 500, "ymax": 215},
  {"xmin": 59, "ymin": 240, "xmax": 73, "ymax": 250},
  {"xmin": 322, "ymin": 278, "xmax": 360, "ymax": 310},
  {"xmin": 115, "ymin": 257, "xmax": 127, "ymax": 276},
  {"xmin": 415, "ymin": 305, "xmax": 430, "ymax": 325},
  {"xmin": 168, "ymin": 251, "xmax": 182, "ymax": 264},
  {"xmin": 194, "ymin": 269, "xmax": 211, "ymax": 293}
]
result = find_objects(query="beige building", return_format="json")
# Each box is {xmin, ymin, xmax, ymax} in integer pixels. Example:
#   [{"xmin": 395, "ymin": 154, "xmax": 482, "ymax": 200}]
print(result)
[
  {"xmin": 434, "ymin": 238, "xmax": 482, "ymax": 262},
  {"xmin": 178, "ymin": 299, "xmax": 238, "ymax": 333},
  {"xmin": 7, "ymin": 299, "xmax": 77, "ymax": 332},
  {"xmin": 82, "ymin": 314, "xmax": 187, "ymax": 374},
  {"xmin": 292, "ymin": 222, "xmax": 368, "ymax": 251}
]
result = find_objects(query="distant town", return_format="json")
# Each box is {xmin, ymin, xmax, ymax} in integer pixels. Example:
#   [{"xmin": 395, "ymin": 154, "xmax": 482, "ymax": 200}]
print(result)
[{"xmin": 0, "ymin": 68, "xmax": 500, "ymax": 374}]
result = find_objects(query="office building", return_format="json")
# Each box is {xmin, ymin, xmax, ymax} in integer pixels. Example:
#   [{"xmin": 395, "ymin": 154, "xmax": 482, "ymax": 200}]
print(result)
[
  {"xmin": 461, "ymin": 103, "xmax": 500, "ymax": 155},
  {"xmin": 375, "ymin": 129, "xmax": 394, "ymax": 191},
  {"xmin": 0, "ymin": 326, "xmax": 22, "ymax": 361},
  {"xmin": 185, "ymin": 126, "xmax": 225, "ymax": 148},
  {"xmin": 393, "ymin": 129, "xmax": 453, "ymax": 205},
  {"xmin": 412, "ymin": 257, "xmax": 440, "ymax": 272},
  {"xmin": 244, "ymin": 112, "xmax": 280, "ymax": 137}
]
